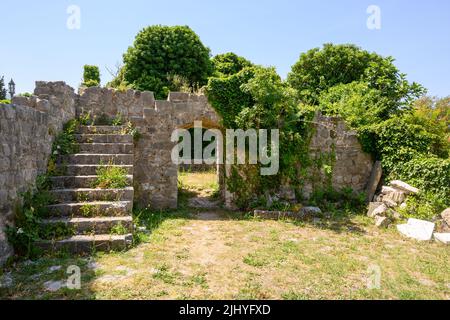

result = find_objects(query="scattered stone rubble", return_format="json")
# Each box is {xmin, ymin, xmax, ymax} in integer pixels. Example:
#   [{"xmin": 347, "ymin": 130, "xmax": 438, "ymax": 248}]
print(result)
[
  {"xmin": 367, "ymin": 180, "xmax": 419, "ymax": 228},
  {"xmin": 254, "ymin": 206, "xmax": 322, "ymax": 221},
  {"xmin": 367, "ymin": 180, "xmax": 450, "ymax": 244}
]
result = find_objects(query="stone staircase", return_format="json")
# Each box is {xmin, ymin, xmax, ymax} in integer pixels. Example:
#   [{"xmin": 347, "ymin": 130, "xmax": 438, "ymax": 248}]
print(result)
[{"xmin": 38, "ymin": 126, "xmax": 135, "ymax": 253}]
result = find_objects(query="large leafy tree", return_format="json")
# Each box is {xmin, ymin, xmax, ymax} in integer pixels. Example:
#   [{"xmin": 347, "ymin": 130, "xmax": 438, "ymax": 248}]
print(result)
[
  {"xmin": 211, "ymin": 52, "xmax": 253, "ymax": 77},
  {"xmin": 0, "ymin": 76, "xmax": 7, "ymax": 100},
  {"xmin": 287, "ymin": 43, "xmax": 425, "ymax": 107},
  {"xmin": 117, "ymin": 25, "xmax": 212, "ymax": 99}
]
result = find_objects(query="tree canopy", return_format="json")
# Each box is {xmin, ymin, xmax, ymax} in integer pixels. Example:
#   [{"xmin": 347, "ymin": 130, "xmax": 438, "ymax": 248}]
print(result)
[
  {"xmin": 211, "ymin": 52, "xmax": 253, "ymax": 77},
  {"xmin": 287, "ymin": 43, "xmax": 425, "ymax": 107},
  {"xmin": 115, "ymin": 25, "xmax": 212, "ymax": 99}
]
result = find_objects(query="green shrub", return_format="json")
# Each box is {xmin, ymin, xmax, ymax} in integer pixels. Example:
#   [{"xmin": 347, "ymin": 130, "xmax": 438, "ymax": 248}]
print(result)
[
  {"xmin": 389, "ymin": 155, "xmax": 450, "ymax": 202},
  {"xmin": 93, "ymin": 165, "xmax": 129, "ymax": 189},
  {"xmin": 212, "ymin": 52, "xmax": 253, "ymax": 77},
  {"xmin": 206, "ymin": 67, "xmax": 256, "ymax": 128},
  {"xmin": 51, "ymin": 119, "xmax": 80, "ymax": 161},
  {"xmin": 6, "ymin": 175, "xmax": 54, "ymax": 258},
  {"xmin": 0, "ymin": 99, "xmax": 11, "ymax": 104},
  {"xmin": 118, "ymin": 25, "xmax": 212, "ymax": 99},
  {"xmin": 83, "ymin": 65, "xmax": 101, "ymax": 87},
  {"xmin": 398, "ymin": 192, "xmax": 447, "ymax": 221},
  {"xmin": 288, "ymin": 43, "xmax": 424, "ymax": 105}
]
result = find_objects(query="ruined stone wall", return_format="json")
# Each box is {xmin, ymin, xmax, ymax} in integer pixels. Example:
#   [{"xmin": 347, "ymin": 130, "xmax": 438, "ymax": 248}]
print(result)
[
  {"xmin": 0, "ymin": 82, "xmax": 76, "ymax": 265},
  {"xmin": 76, "ymin": 88, "xmax": 221, "ymax": 209},
  {"xmin": 302, "ymin": 112, "xmax": 374, "ymax": 199}
]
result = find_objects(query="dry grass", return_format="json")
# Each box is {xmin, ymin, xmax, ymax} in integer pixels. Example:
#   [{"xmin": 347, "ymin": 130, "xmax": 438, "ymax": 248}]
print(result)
[{"xmin": 1, "ymin": 172, "xmax": 449, "ymax": 300}]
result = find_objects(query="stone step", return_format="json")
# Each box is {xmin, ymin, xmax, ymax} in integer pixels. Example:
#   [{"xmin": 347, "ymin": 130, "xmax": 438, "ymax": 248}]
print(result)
[
  {"xmin": 62, "ymin": 164, "xmax": 134, "ymax": 176},
  {"xmin": 75, "ymin": 134, "xmax": 133, "ymax": 144},
  {"xmin": 77, "ymin": 126, "xmax": 126, "ymax": 135},
  {"xmin": 50, "ymin": 187, "xmax": 134, "ymax": 203},
  {"xmin": 41, "ymin": 216, "xmax": 134, "ymax": 235},
  {"xmin": 36, "ymin": 234, "xmax": 133, "ymax": 254},
  {"xmin": 50, "ymin": 175, "xmax": 133, "ymax": 189},
  {"xmin": 62, "ymin": 154, "xmax": 134, "ymax": 165},
  {"xmin": 46, "ymin": 201, "xmax": 133, "ymax": 217},
  {"xmin": 78, "ymin": 143, "xmax": 134, "ymax": 155}
]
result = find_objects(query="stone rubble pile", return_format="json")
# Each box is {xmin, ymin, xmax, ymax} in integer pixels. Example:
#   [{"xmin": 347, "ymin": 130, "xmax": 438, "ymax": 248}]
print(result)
[
  {"xmin": 367, "ymin": 180, "xmax": 450, "ymax": 244},
  {"xmin": 367, "ymin": 180, "xmax": 419, "ymax": 228}
]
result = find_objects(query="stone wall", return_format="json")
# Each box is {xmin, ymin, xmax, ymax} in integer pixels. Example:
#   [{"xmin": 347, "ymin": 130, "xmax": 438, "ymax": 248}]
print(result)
[
  {"xmin": 302, "ymin": 112, "xmax": 374, "ymax": 199},
  {"xmin": 0, "ymin": 81, "xmax": 375, "ymax": 265},
  {"xmin": 0, "ymin": 82, "xmax": 76, "ymax": 265},
  {"xmin": 75, "ymin": 88, "xmax": 221, "ymax": 209}
]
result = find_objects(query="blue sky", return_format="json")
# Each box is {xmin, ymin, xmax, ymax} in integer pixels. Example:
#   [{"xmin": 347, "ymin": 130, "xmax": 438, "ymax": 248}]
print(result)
[{"xmin": 1, "ymin": 0, "xmax": 449, "ymax": 97}]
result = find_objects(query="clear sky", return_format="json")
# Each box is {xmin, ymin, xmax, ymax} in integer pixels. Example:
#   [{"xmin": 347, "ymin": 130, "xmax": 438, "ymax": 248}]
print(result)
[{"xmin": 1, "ymin": 0, "xmax": 449, "ymax": 97}]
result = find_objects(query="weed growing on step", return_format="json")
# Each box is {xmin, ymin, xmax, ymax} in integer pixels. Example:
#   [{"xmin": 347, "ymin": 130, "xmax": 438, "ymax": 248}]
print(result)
[
  {"xmin": 51, "ymin": 119, "xmax": 80, "ymax": 162},
  {"xmin": 79, "ymin": 204, "xmax": 99, "ymax": 217},
  {"xmin": 110, "ymin": 222, "xmax": 128, "ymax": 235},
  {"xmin": 93, "ymin": 165, "xmax": 129, "ymax": 189},
  {"xmin": 120, "ymin": 121, "xmax": 141, "ymax": 143}
]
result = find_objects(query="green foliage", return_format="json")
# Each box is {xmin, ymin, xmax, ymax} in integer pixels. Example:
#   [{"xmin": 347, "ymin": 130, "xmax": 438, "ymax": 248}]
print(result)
[
  {"xmin": 117, "ymin": 25, "xmax": 212, "ymax": 99},
  {"xmin": 93, "ymin": 165, "xmax": 129, "ymax": 189},
  {"xmin": 206, "ymin": 67, "xmax": 256, "ymax": 128},
  {"xmin": 309, "ymin": 187, "xmax": 366, "ymax": 212},
  {"xmin": 18, "ymin": 92, "xmax": 32, "ymax": 98},
  {"xmin": 51, "ymin": 119, "xmax": 80, "ymax": 161},
  {"xmin": 0, "ymin": 76, "xmax": 7, "ymax": 100},
  {"xmin": 398, "ymin": 192, "xmax": 447, "ymax": 221},
  {"xmin": 6, "ymin": 175, "xmax": 54, "ymax": 258},
  {"xmin": 82, "ymin": 65, "xmax": 101, "ymax": 87},
  {"xmin": 319, "ymin": 82, "xmax": 394, "ymax": 126},
  {"xmin": 212, "ymin": 52, "xmax": 253, "ymax": 77},
  {"xmin": 288, "ymin": 43, "xmax": 424, "ymax": 106},
  {"xmin": 0, "ymin": 99, "xmax": 11, "ymax": 104},
  {"xmin": 389, "ymin": 155, "xmax": 450, "ymax": 201}
]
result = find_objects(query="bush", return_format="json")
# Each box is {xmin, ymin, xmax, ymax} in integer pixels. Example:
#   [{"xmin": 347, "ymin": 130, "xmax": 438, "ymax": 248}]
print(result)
[
  {"xmin": 118, "ymin": 25, "xmax": 212, "ymax": 99},
  {"xmin": 389, "ymin": 155, "xmax": 450, "ymax": 202},
  {"xmin": 206, "ymin": 67, "xmax": 256, "ymax": 128},
  {"xmin": 288, "ymin": 43, "xmax": 424, "ymax": 106},
  {"xmin": 83, "ymin": 65, "xmax": 101, "ymax": 87},
  {"xmin": 211, "ymin": 52, "xmax": 253, "ymax": 77},
  {"xmin": 0, "ymin": 99, "xmax": 11, "ymax": 104},
  {"xmin": 93, "ymin": 165, "xmax": 129, "ymax": 189}
]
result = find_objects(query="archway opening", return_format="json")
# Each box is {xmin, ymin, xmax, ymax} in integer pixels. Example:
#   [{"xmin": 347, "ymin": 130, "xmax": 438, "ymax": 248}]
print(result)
[{"xmin": 176, "ymin": 125, "xmax": 223, "ymax": 209}]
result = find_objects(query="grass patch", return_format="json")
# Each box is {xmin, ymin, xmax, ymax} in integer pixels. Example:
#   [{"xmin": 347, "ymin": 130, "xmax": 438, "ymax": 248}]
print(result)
[{"xmin": 92, "ymin": 165, "xmax": 128, "ymax": 189}]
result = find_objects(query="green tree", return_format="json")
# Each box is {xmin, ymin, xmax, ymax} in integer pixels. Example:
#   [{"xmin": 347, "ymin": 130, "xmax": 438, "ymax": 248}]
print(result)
[
  {"xmin": 83, "ymin": 65, "xmax": 101, "ymax": 87},
  {"xmin": 212, "ymin": 52, "xmax": 253, "ymax": 77},
  {"xmin": 117, "ymin": 25, "xmax": 212, "ymax": 99},
  {"xmin": 0, "ymin": 76, "xmax": 7, "ymax": 100},
  {"xmin": 287, "ymin": 43, "xmax": 424, "ymax": 106}
]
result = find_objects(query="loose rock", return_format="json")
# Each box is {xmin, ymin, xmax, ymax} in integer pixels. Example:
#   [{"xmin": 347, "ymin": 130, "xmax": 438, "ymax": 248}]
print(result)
[
  {"xmin": 375, "ymin": 216, "xmax": 390, "ymax": 228},
  {"xmin": 397, "ymin": 219, "xmax": 435, "ymax": 241},
  {"xmin": 390, "ymin": 180, "xmax": 419, "ymax": 195},
  {"xmin": 434, "ymin": 233, "xmax": 450, "ymax": 245}
]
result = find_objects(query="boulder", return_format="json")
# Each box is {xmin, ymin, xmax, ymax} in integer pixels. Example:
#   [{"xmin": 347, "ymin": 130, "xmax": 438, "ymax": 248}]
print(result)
[
  {"xmin": 382, "ymin": 190, "xmax": 406, "ymax": 205},
  {"xmin": 299, "ymin": 207, "xmax": 322, "ymax": 218},
  {"xmin": 397, "ymin": 219, "xmax": 435, "ymax": 241},
  {"xmin": 441, "ymin": 208, "xmax": 450, "ymax": 225},
  {"xmin": 367, "ymin": 202, "xmax": 384, "ymax": 217},
  {"xmin": 382, "ymin": 198, "xmax": 398, "ymax": 208},
  {"xmin": 390, "ymin": 180, "xmax": 419, "ymax": 195},
  {"xmin": 434, "ymin": 233, "xmax": 450, "ymax": 245},
  {"xmin": 375, "ymin": 216, "xmax": 390, "ymax": 228},
  {"xmin": 367, "ymin": 202, "xmax": 386, "ymax": 218}
]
